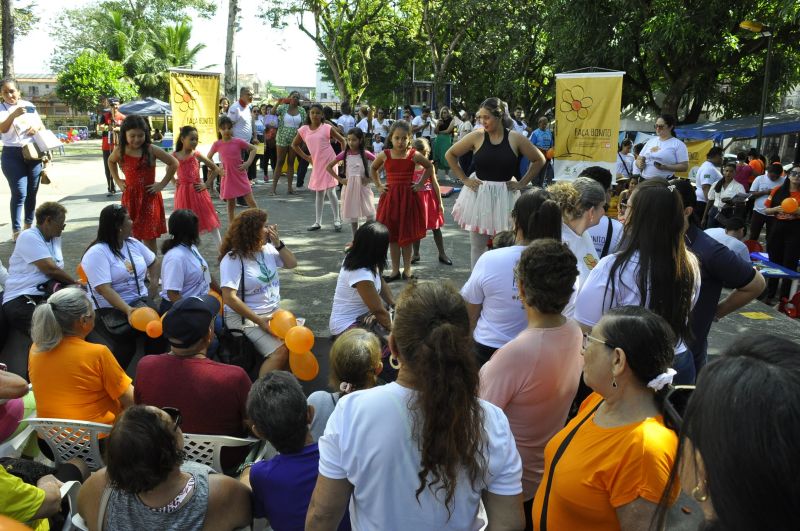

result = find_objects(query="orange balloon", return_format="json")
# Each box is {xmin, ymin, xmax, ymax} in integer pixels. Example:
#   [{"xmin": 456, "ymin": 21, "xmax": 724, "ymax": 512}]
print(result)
[
  {"xmin": 781, "ymin": 197, "xmax": 799, "ymax": 214},
  {"xmin": 285, "ymin": 325, "xmax": 315, "ymax": 353},
  {"xmin": 290, "ymin": 351, "xmax": 319, "ymax": 381},
  {"xmin": 545, "ymin": 148, "xmax": 554, "ymax": 160},
  {"xmin": 268, "ymin": 309, "xmax": 297, "ymax": 339},
  {"xmin": 76, "ymin": 264, "xmax": 88, "ymax": 283},
  {"xmin": 208, "ymin": 291, "xmax": 223, "ymax": 314},
  {"xmin": 130, "ymin": 307, "xmax": 159, "ymax": 332},
  {"xmin": 146, "ymin": 320, "xmax": 163, "ymax": 338}
]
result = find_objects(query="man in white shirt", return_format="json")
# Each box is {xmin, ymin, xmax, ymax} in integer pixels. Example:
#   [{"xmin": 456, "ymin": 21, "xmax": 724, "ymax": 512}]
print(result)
[
  {"xmin": 694, "ymin": 147, "xmax": 724, "ymax": 223},
  {"xmin": 749, "ymin": 163, "xmax": 785, "ymax": 240},
  {"xmin": 411, "ymin": 107, "xmax": 436, "ymax": 140},
  {"xmin": 336, "ymin": 101, "xmax": 356, "ymax": 133},
  {"xmin": 228, "ymin": 86, "xmax": 259, "ymax": 186},
  {"xmin": 705, "ymin": 217, "xmax": 752, "ymax": 263}
]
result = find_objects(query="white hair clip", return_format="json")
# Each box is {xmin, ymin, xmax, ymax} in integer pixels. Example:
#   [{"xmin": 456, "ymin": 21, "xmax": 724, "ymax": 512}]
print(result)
[
  {"xmin": 667, "ymin": 184, "xmax": 676, "ymax": 192},
  {"xmin": 647, "ymin": 368, "xmax": 677, "ymax": 391},
  {"xmin": 339, "ymin": 382, "xmax": 354, "ymax": 394}
]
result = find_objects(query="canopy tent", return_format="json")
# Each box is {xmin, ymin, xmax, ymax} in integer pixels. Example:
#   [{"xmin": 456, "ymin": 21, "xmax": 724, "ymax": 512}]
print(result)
[
  {"xmin": 674, "ymin": 109, "xmax": 800, "ymax": 142},
  {"xmin": 118, "ymin": 97, "xmax": 172, "ymax": 116}
]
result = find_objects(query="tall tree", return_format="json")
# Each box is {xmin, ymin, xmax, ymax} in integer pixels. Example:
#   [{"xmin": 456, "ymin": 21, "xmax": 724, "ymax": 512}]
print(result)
[
  {"xmin": 261, "ymin": 0, "xmax": 389, "ymax": 104},
  {"xmin": 56, "ymin": 51, "xmax": 138, "ymax": 111},
  {"xmin": 1, "ymin": 0, "xmax": 13, "ymax": 78},
  {"xmin": 224, "ymin": 0, "xmax": 238, "ymax": 100}
]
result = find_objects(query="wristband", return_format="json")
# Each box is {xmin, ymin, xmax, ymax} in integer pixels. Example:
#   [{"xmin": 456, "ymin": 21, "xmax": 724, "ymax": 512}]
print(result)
[{"xmin": 276, "ymin": 240, "xmax": 285, "ymax": 251}]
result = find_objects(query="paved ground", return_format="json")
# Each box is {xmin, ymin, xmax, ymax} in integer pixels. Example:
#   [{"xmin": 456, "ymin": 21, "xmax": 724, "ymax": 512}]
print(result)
[{"xmin": 2, "ymin": 140, "xmax": 796, "ymax": 529}]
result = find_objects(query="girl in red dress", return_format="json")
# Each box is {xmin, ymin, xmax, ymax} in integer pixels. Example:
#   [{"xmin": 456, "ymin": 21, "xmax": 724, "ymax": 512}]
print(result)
[
  {"xmin": 174, "ymin": 125, "xmax": 222, "ymax": 245},
  {"xmin": 371, "ymin": 120, "xmax": 433, "ymax": 281},
  {"xmin": 109, "ymin": 115, "xmax": 178, "ymax": 253},
  {"xmin": 411, "ymin": 137, "xmax": 452, "ymax": 266}
]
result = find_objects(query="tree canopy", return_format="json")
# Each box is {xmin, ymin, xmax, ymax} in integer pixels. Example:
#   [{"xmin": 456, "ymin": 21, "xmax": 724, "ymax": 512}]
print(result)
[{"xmin": 56, "ymin": 51, "xmax": 138, "ymax": 112}]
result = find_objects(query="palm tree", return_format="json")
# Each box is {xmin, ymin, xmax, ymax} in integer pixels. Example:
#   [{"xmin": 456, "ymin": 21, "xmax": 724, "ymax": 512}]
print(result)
[{"xmin": 153, "ymin": 20, "xmax": 207, "ymax": 68}]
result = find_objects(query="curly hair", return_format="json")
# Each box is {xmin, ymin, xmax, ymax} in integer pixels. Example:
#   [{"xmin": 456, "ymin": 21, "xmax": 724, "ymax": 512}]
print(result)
[
  {"xmin": 392, "ymin": 281, "xmax": 485, "ymax": 517},
  {"xmin": 218, "ymin": 208, "xmax": 268, "ymax": 262},
  {"xmin": 105, "ymin": 406, "xmax": 184, "ymax": 494},
  {"xmin": 547, "ymin": 178, "xmax": 605, "ymax": 221},
  {"xmin": 516, "ymin": 239, "xmax": 578, "ymax": 314}
]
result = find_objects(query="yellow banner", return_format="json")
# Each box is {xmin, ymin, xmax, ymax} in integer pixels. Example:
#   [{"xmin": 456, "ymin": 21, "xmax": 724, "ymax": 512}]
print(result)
[
  {"xmin": 675, "ymin": 140, "xmax": 714, "ymax": 179},
  {"xmin": 169, "ymin": 71, "xmax": 221, "ymax": 148},
  {"xmin": 554, "ymin": 72, "xmax": 624, "ymax": 180}
]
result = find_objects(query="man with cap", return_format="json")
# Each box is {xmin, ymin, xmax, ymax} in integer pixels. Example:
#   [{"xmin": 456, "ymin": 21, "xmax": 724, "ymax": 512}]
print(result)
[
  {"xmin": 100, "ymin": 97, "xmax": 125, "ymax": 196},
  {"xmin": 133, "ymin": 295, "xmax": 252, "ymax": 465}
]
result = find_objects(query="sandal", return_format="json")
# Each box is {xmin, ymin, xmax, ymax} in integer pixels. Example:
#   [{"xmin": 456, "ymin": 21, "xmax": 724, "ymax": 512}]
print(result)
[
  {"xmin": 438, "ymin": 256, "xmax": 453, "ymax": 266},
  {"xmin": 383, "ymin": 272, "xmax": 401, "ymax": 283},
  {"xmin": 402, "ymin": 272, "xmax": 416, "ymax": 281},
  {"xmin": 411, "ymin": 256, "xmax": 420, "ymax": 264}
]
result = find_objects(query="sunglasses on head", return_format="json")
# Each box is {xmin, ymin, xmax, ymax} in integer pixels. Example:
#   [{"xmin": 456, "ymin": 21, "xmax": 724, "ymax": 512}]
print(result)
[{"xmin": 162, "ymin": 407, "xmax": 182, "ymax": 428}]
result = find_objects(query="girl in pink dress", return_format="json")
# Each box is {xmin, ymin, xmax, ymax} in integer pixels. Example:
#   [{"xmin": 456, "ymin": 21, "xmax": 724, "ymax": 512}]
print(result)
[
  {"xmin": 411, "ymin": 137, "xmax": 451, "ymax": 265},
  {"xmin": 326, "ymin": 128, "xmax": 376, "ymax": 242},
  {"xmin": 207, "ymin": 116, "xmax": 258, "ymax": 223},
  {"xmin": 174, "ymin": 125, "xmax": 222, "ymax": 245},
  {"xmin": 292, "ymin": 103, "xmax": 346, "ymax": 231}
]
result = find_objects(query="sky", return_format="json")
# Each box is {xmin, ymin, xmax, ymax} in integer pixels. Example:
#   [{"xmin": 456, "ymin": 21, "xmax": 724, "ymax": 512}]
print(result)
[{"xmin": 15, "ymin": 0, "xmax": 319, "ymax": 87}]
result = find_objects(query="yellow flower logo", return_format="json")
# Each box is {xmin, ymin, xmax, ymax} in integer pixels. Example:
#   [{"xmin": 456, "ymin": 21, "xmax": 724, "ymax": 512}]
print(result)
[
  {"xmin": 173, "ymin": 80, "xmax": 200, "ymax": 112},
  {"xmin": 560, "ymin": 85, "xmax": 592, "ymax": 122}
]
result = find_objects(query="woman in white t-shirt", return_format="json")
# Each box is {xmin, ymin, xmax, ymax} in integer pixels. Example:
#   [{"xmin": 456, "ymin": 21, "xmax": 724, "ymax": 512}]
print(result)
[
  {"xmin": 461, "ymin": 190, "xmax": 562, "ymax": 366},
  {"xmin": 2, "ymin": 202, "xmax": 75, "ymax": 351},
  {"xmin": 374, "ymin": 108, "xmax": 392, "ymax": 139},
  {"xmin": 0, "ymin": 78, "xmax": 46, "ymax": 240},
  {"xmin": 575, "ymin": 179, "xmax": 700, "ymax": 385},
  {"xmin": 81, "ymin": 204, "xmax": 165, "ymax": 369},
  {"xmin": 219, "ymin": 208, "xmax": 297, "ymax": 376},
  {"xmin": 635, "ymin": 114, "xmax": 689, "ymax": 179},
  {"xmin": 701, "ymin": 162, "xmax": 746, "ymax": 229},
  {"xmin": 547, "ymin": 178, "xmax": 606, "ymax": 317},
  {"xmin": 308, "ymin": 282, "xmax": 524, "ymax": 531},
  {"xmin": 615, "ymin": 139, "xmax": 635, "ymax": 180}
]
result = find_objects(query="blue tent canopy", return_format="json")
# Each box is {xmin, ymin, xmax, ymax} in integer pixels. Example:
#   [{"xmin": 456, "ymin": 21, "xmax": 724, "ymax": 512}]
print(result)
[
  {"xmin": 118, "ymin": 97, "xmax": 172, "ymax": 116},
  {"xmin": 674, "ymin": 109, "xmax": 800, "ymax": 142}
]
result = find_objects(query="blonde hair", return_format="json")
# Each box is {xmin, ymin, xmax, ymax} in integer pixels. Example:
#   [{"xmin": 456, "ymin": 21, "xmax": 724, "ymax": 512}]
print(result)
[
  {"xmin": 547, "ymin": 177, "xmax": 605, "ymax": 221},
  {"xmin": 412, "ymin": 137, "xmax": 431, "ymax": 157},
  {"xmin": 30, "ymin": 288, "xmax": 92, "ymax": 352},
  {"xmin": 329, "ymin": 329, "xmax": 381, "ymax": 394}
]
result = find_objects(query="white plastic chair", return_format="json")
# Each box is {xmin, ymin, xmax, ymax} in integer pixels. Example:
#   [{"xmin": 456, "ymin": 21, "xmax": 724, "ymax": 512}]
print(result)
[
  {"xmin": 27, "ymin": 418, "xmax": 112, "ymax": 471},
  {"xmin": 182, "ymin": 433, "xmax": 260, "ymax": 473},
  {"xmin": 61, "ymin": 480, "xmax": 82, "ymax": 531},
  {"xmin": 0, "ymin": 423, "xmax": 36, "ymax": 458}
]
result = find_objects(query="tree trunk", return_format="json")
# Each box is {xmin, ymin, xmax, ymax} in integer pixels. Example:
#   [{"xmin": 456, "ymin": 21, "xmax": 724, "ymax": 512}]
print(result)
[
  {"xmin": 1, "ymin": 0, "xmax": 14, "ymax": 79},
  {"xmin": 224, "ymin": 0, "xmax": 238, "ymax": 101}
]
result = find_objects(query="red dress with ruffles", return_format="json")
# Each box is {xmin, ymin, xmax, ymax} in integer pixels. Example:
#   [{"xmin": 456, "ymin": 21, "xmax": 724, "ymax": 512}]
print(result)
[
  {"xmin": 120, "ymin": 153, "xmax": 166, "ymax": 241},
  {"xmin": 376, "ymin": 149, "xmax": 426, "ymax": 246},
  {"xmin": 174, "ymin": 153, "xmax": 220, "ymax": 234}
]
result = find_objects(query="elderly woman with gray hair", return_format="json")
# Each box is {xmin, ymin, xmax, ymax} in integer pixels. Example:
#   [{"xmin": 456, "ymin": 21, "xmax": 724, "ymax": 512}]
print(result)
[
  {"xmin": 547, "ymin": 177, "xmax": 607, "ymax": 317},
  {"xmin": 28, "ymin": 287, "xmax": 134, "ymax": 425}
]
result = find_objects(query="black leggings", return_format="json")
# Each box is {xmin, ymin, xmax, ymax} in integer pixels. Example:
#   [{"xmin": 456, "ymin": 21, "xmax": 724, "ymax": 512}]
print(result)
[{"xmin": 765, "ymin": 219, "xmax": 800, "ymax": 299}]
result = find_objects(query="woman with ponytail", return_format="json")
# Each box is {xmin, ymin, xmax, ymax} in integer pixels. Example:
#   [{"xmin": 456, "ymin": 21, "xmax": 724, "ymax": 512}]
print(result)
[
  {"xmin": 532, "ymin": 305, "xmax": 680, "ymax": 531},
  {"xmin": 446, "ymin": 97, "xmax": 546, "ymax": 267},
  {"xmin": 307, "ymin": 282, "xmax": 524, "ymax": 531},
  {"xmin": 461, "ymin": 189, "xmax": 562, "ymax": 366},
  {"xmin": 28, "ymin": 287, "xmax": 134, "ymax": 424}
]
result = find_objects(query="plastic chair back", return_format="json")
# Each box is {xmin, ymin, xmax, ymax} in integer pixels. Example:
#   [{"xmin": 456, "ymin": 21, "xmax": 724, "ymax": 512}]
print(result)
[
  {"xmin": 182, "ymin": 433, "xmax": 258, "ymax": 473},
  {"xmin": 27, "ymin": 418, "xmax": 112, "ymax": 471}
]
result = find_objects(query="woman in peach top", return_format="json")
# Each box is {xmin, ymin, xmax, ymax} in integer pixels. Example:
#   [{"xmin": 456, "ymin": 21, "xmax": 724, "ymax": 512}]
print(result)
[{"xmin": 532, "ymin": 306, "xmax": 679, "ymax": 531}]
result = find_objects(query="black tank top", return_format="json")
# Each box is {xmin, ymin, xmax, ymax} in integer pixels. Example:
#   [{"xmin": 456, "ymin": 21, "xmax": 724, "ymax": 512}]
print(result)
[{"xmin": 473, "ymin": 129, "xmax": 518, "ymax": 182}]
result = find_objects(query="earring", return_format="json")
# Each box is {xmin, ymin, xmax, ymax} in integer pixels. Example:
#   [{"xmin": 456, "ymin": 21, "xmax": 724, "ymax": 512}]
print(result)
[
  {"xmin": 389, "ymin": 354, "xmax": 401, "ymax": 370},
  {"xmin": 692, "ymin": 483, "xmax": 708, "ymax": 502},
  {"xmin": 612, "ymin": 375, "xmax": 618, "ymax": 388}
]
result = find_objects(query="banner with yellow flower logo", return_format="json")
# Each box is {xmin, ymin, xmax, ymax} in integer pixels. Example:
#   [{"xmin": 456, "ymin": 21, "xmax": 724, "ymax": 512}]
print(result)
[
  {"xmin": 169, "ymin": 69, "xmax": 221, "ymax": 148},
  {"xmin": 554, "ymin": 71, "xmax": 624, "ymax": 180},
  {"xmin": 674, "ymin": 140, "xmax": 714, "ymax": 179}
]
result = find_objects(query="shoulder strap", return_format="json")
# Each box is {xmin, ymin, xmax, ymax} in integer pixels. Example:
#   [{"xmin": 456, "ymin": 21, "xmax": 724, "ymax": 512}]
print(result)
[
  {"xmin": 618, "ymin": 152, "xmax": 633, "ymax": 178},
  {"xmin": 601, "ymin": 218, "xmax": 614, "ymax": 258},
  {"xmin": 125, "ymin": 242, "xmax": 142, "ymax": 298},
  {"xmin": 239, "ymin": 256, "xmax": 245, "ymax": 325},
  {"xmin": 97, "ymin": 486, "xmax": 112, "ymax": 530},
  {"xmin": 539, "ymin": 399, "xmax": 603, "ymax": 531}
]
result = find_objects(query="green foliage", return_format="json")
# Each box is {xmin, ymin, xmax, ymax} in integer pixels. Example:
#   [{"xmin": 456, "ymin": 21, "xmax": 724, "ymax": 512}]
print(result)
[{"xmin": 56, "ymin": 51, "xmax": 137, "ymax": 112}]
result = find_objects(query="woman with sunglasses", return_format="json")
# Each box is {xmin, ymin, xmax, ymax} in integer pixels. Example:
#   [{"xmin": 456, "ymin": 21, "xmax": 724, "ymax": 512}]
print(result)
[
  {"xmin": 761, "ymin": 164, "xmax": 800, "ymax": 306},
  {"xmin": 532, "ymin": 306, "xmax": 679, "ymax": 531},
  {"xmin": 635, "ymin": 114, "xmax": 688, "ymax": 180},
  {"xmin": 77, "ymin": 405, "xmax": 252, "ymax": 530}
]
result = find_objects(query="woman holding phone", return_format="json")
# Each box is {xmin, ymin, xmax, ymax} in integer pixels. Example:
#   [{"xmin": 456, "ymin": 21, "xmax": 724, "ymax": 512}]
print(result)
[{"xmin": 0, "ymin": 78, "xmax": 44, "ymax": 241}]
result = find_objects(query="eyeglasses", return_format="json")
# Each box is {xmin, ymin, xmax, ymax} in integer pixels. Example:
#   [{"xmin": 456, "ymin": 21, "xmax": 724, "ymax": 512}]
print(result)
[
  {"xmin": 162, "ymin": 407, "xmax": 182, "ymax": 429},
  {"xmin": 655, "ymin": 124, "xmax": 666, "ymax": 129},
  {"xmin": 789, "ymin": 170, "xmax": 800, "ymax": 176},
  {"xmin": 663, "ymin": 385, "xmax": 694, "ymax": 431},
  {"xmin": 582, "ymin": 333, "xmax": 615, "ymax": 350}
]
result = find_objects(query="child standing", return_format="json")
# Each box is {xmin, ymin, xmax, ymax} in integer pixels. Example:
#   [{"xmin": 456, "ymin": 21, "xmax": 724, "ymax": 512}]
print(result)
[
  {"xmin": 326, "ymin": 128, "xmax": 376, "ymax": 243},
  {"xmin": 410, "ymin": 138, "xmax": 452, "ymax": 265},
  {"xmin": 174, "ymin": 125, "xmax": 223, "ymax": 245},
  {"xmin": 207, "ymin": 116, "xmax": 258, "ymax": 223},
  {"xmin": 108, "ymin": 115, "xmax": 178, "ymax": 253},
  {"xmin": 292, "ymin": 103, "xmax": 346, "ymax": 232},
  {"xmin": 371, "ymin": 120, "xmax": 433, "ymax": 281}
]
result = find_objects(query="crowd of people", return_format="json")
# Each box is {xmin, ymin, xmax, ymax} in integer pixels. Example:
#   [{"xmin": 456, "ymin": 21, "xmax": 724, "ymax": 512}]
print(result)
[{"xmin": 1, "ymin": 88, "xmax": 798, "ymax": 530}]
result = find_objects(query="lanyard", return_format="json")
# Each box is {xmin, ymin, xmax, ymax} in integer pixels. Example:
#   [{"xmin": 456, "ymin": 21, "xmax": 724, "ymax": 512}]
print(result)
[
  {"xmin": 186, "ymin": 244, "xmax": 211, "ymax": 285},
  {"xmin": 35, "ymin": 228, "xmax": 57, "ymax": 260}
]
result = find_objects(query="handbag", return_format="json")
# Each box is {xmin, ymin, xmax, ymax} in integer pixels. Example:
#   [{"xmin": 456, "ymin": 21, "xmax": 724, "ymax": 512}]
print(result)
[
  {"xmin": 215, "ymin": 257, "xmax": 260, "ymax": 380},
  {"xmin": 22, "ymin": 142, "xmax": 44, "ymax": 161}
]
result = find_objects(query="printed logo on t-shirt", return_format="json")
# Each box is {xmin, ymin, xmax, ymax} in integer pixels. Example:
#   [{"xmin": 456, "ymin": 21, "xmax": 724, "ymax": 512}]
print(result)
[{"xmin": 583, "ymin": 254, "xmax": 598, "ymax": 270}]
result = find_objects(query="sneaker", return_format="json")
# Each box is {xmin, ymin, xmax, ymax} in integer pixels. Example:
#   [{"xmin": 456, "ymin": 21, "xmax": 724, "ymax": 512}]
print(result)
[
  {"xmin": 307, "ymin": 223, "xmax": 321, "ymax": 231},
  {"xmin": 334, "ymin": 221, "xmax": 342, "ymax": 232}
]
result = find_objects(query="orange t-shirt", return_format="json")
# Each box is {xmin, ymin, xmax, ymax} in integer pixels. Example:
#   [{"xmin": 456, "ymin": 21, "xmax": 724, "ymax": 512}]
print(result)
[
  {"xmin": 764, "ymin": 187, "xmax": 800, "ymax": 221},
  {"xmin": 531, "ymin": 393, "xmax": 678, "ymax": 531},
  {"xmin": 749, "ymin": 159, "xmax": 765, "ymax": 178},
  {"xmin": 29, "ymin": 336, "xmax": 132, "ymax": 424}
]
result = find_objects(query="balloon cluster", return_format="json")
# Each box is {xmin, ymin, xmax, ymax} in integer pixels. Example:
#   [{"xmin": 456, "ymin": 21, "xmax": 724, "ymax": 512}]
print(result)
[
  {"xmin": 130, "ymin": 307, "xmax": 162, "ymax": 338},
  {"xmin": 269, "ymin": 309, "xmax": 319, "ymax": 381}
]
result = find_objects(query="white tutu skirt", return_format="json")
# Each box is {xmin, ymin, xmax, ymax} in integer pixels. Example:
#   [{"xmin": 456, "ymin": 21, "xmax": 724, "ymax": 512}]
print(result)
[{"xmin": 452, "ymin": 178, "xmax": 520, "ymax": 235}]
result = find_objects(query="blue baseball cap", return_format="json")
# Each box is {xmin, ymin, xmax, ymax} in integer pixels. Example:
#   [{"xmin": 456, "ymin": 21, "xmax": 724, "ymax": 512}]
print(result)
[{"xmin": 162, "ymin": 294, "xmax": 220, "ymax": 348}]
